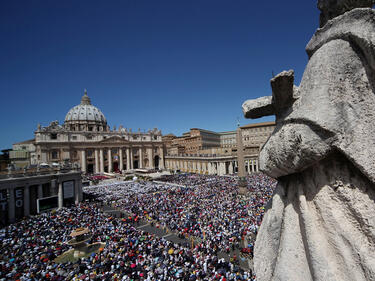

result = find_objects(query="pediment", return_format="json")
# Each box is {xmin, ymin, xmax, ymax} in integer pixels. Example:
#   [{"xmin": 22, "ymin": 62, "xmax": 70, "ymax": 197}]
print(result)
[{"xmin": 99, "ymin": 136, "xmax": 128, "ymax": 144}]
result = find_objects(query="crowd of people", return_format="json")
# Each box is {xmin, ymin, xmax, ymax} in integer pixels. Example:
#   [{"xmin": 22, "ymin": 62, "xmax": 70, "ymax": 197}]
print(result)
[
  {"xmin": 85, "ymin": 174, "xmax": 276, "ymax": 255},
  {"xmin": 0, "ymin": 173, "xmax": 276, "ymax": 280}
]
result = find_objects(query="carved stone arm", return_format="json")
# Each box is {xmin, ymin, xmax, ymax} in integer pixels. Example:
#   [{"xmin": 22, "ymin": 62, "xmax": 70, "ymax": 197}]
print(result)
[{"xmin": 242, "ymin": 70, "xmax": 298, "ymax": 120}]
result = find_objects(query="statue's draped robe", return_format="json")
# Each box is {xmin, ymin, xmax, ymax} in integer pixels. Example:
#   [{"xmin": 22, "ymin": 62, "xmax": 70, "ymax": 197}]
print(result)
[{"xmin": 254, "ymin": 9, "xmax": 375, "ymax": 281}]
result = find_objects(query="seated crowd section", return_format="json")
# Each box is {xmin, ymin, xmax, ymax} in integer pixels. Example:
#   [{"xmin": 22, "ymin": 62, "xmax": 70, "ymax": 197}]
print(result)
[{"xmin": 0, "ymin": 173, "xmax": 276, "ymax": 281}]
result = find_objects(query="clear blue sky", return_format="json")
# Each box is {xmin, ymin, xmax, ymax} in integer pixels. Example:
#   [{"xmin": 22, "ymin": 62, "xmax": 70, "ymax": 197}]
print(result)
[{"xmin": 0, "ymin": 0, "xmax": 321, "ymax": 150}]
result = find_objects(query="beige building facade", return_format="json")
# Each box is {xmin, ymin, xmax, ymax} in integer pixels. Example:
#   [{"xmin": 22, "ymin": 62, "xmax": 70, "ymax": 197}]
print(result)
[
  {"xmin": 165, "ymin": 121, "xmax": 275, "ymax": 175},
  {"xmin": 241, "ymin": 121, "xmax": 275, "ymax": 147},
  {"xmin": 9, "ymin": 139, "xmax": 37, "ymax": 169},
  {"xmin": 34, "ymin": 90, "xmax": 164, "ymax": 173},
  {"xmin": 166, "ymin": 128, "xmax": 221, "ymax": 155}
]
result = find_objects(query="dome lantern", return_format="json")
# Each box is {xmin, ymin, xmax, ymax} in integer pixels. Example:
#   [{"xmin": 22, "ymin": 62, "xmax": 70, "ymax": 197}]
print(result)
[{"xmin": 80, "ymin": 89, "xmax": 91, "ymax": 105}]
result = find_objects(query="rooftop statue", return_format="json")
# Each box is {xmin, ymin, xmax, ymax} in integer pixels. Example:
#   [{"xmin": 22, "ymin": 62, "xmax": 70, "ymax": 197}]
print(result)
[{"xmin": 242, "ymin": 1, "xmax": 375, "ymax": 280}]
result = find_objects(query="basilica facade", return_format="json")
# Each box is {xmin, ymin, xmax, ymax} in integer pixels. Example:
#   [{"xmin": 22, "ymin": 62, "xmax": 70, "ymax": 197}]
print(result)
[{"xmin": 34, "ymin": 90, "xmax": 164, "ymax": 173}]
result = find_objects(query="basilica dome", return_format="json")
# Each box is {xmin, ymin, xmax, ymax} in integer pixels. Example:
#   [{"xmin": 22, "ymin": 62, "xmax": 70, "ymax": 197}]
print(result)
[{"xmin": 64, "ymin": 90, "xmax": 107, "ymax": 131}]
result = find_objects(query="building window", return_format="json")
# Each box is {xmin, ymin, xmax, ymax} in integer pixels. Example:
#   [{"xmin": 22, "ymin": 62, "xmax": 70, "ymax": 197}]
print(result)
[
  {"xmin": 51, "ymin": 150, "xmax": 59, "ymax": 159},
  {"xmin": 154, "ymin": 136, "xmax": 157, "ymax": 140},
  {"xmin": 50, "ymin": 133, "xmax": 57, "ymax": 140},
  {"xmin": 87, "ymin": 135, "xmax": 93, "ymax": 140},
  {"xmin": 72, "ymin": 136, "xmax": 77, "ymax": 140}
]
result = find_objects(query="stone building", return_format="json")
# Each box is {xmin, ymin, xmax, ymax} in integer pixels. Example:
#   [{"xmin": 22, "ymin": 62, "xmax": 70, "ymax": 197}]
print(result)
[
  {"xmin": 165, "ymin": 122, "xmax": 275, "ymax": 157},
  {"xmin": 164, "ymin": 121, "xmax": 275, "ymax": 175},
  {"xmin": 166, "ymin": 128, "xmax": 221, "ymax": 155},
  {"xmin": 241, "ymin": 121, "xmax": 275, "ymax": 147},
  {"xmin": 9, "ymin": 139, "xmax": 37, "ymax": 169},
  {"xmin": 0, "ymin": 167, "xmax": 82, "ymax": 225},
  {"xmin": 162, "ymin": 134, "xmax": 176, "ymax": 149},
  {"xmin": 220, "ymin": 131, "xmax": 237, "ymax": 148},
  {"xmin": 11, "ymin": 90, "xmax": 273, "ymax": 176},
  {"xmin": 34, "ymin": 90, "xmax": 164, "ymax": 173}
]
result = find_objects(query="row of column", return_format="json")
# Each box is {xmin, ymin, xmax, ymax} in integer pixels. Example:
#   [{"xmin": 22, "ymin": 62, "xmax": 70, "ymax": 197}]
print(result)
[
  {"xmin": 166, "ymin": 159, "xmax": 259, "ymax": 176},
  {"xmin": 245, "ymin": 159, "xmax": 259, "ymax": 173},
  {"xmin": 81, "ymin": 147, "xmax": 164, "ymax": 173}
]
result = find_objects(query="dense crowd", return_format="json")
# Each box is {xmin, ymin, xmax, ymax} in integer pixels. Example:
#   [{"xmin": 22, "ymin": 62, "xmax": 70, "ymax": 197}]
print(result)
[
  {"xmin": 0, "ymin": 173, "xmax": 276, "ymax": 281},
  {"xmin": 84, "ymin": 174, "xmax": 276, "ymax": 258}
]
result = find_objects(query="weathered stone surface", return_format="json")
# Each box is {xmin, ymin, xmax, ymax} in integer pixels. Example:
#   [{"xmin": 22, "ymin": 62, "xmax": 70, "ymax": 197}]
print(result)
[
  {"xmin": 242, "ymin": 96, "xmax": 274, "ymax": 119},
  {"xmin": 242, "ymin": 71, "xmax": 299, "ymax": 121},
  {"xmin": 255, "ymin": 154, "xmax": 375, "ymax": 281},
  {"xmin": 270, "ymin": 70, "xmax": 296, "ymax": 120},
  {"xmin": 317, "ymin": 0, "xmax": 374, "ymax": 28},
  {"xmin": 242, "ymin": 6, "xmax": 375, "ymax": 281}
]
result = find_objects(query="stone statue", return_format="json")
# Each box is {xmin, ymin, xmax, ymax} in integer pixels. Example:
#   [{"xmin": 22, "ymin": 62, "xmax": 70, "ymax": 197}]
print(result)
[{"xmin": 242, "ymin": 2, "xmax": 375, "ymax": 281}]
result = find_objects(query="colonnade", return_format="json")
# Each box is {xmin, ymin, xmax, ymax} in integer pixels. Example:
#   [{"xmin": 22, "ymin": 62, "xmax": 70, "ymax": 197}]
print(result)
[
  {"xmin": 165, "ymin": 158, "xmax": 259, "ymax": 176},
  {"xmin": 80, "ymin": 146, "xmax": 164, "ymax": 173},
  {"xmin": 245, "ymin": 159, "xmax": 259, "ymax": 174}
]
